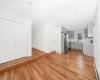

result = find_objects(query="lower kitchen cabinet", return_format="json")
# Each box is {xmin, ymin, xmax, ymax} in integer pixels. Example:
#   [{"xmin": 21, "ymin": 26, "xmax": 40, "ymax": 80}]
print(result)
[
  {"xmin": 71, "ymin": 42, "xmax": 83, "ymax": 50},
  {"xmin": 83, "ymin": 42, "xmax": 93, "ymax": 57}
]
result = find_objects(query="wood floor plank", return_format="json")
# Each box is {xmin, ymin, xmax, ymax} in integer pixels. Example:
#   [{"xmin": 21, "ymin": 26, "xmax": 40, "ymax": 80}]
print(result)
[
  {"xmin": 41, "ymin": 57, "xmax": 84, "ymax": 80},
  {"xmin": 34, "ymin": 59, "xmax": 58, "ymax": 80},
  {"xmin": 37, "ymin": 58, "xmax": 71, "ymax": 80},
  {"xmin": 49, "ymin": 54, "xmax": 95, "ymax": 73},
  {"xmin": 45, "ymin": 53, "xmax": 95, "ymax": 80},
  {"xmin": 36, "ymin": 59, "xmax": 66, "ymax": 80}
]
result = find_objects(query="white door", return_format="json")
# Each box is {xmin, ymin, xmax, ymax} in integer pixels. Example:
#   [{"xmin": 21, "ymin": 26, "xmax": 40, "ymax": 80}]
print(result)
[
  {"xmin": 15, "ymin": 23, "xmax": 28, "ymax": 59},
  {"xmin": 0, "ymin": 19, "xmax": 15, "ymax": 64}
]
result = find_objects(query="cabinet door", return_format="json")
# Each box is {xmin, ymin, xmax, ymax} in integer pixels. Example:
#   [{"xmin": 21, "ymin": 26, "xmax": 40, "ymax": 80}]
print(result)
[
  {"xmin": 84, "ymin": 28, "xmax": 88, "ymax": 38},
  {"xmin": 88, "ymin": 26, "xmax": 93, "ymax": 37},
  {"xmin": 68, "ymin": 31, "xmax": 74, "ymax": 39},
  {"xmin": 0, "ymin": 19, "xmax": 15, "ymax": 64},
  {"xmin": 15, "ymin": 23, "xmax": 28, "ymax": 59}
]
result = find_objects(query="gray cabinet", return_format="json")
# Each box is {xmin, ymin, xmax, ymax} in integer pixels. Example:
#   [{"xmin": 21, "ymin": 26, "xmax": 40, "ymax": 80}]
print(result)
[
  {"xmin": 71, "ymin": 42, "xmax": 83, "ymax": 50},
  {"xmin": 84, "ymin": 28, "xmax": 88, "ymax": 38},
  {"xmin": 83, "ymin": 43, "xmax": 93, "ymax": 57},
  {"xmin": 84, "ymin": 26, "xmax": 93, "ymax": 38},
  {"xmin": 68, "ymin": 31, "xmax": 74, "ymax": 39}
]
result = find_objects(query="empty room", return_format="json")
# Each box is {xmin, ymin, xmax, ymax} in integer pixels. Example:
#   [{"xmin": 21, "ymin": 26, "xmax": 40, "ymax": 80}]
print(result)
[{"xmin": 0, "ymin": 0, "xmax": 100, "ymax": 80}]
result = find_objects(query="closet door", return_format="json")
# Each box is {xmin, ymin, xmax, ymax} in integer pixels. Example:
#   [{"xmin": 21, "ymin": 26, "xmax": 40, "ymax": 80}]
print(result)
[
  {"xmin": 15, "ymin": 23, "xmax": 28, "ymax": 59},
  {"xmin": 0, "ymin": 19, "xmax": 15, "ymax": 64}
]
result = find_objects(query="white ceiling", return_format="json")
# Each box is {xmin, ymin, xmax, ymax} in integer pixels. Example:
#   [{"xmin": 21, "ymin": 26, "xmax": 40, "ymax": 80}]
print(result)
[
  {"xmin": 0, "ymin": 0, "xmax": 97, "ymax": 30},
  {"xmin": 30, "ymin": 0, "xmax": 97, "ymax": 30}
]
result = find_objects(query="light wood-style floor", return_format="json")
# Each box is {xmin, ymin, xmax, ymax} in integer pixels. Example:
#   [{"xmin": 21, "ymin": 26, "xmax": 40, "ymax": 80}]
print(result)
[{"xmin": 0, "ymin": 50, "xmax": 96, "ymax": 80}]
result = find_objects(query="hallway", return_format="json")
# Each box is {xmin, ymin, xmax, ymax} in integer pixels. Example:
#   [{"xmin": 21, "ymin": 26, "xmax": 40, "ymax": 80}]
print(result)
[{"xmin": 0, "ymin": 50, "xmax": 96, "ymax": 80}]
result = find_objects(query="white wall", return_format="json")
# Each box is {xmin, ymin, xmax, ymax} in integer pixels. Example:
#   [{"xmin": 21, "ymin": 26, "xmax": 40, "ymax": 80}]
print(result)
[
  {"xmin": 32, "ymin": 24, "xmax": 49, "ymax": 53},
  {"xmin": 32, "ymin": 23, "xmax": 55, "ymax": 53},
  {"xmin": 94, "ymin": 0, "xmax": 100, "ymax": 77},
  {"xmin": 27, "ymin": 21, "xmax": 32, "ymax": 56},
  {"xmin": 55, "ymin": 26, "xmax": 61, "ymax": 53},
  {"xmin": 93, "ymin": 27, "xmax": 96, "ymax": 58},
  {"xmin": 32, "ymin": 23, "xmax": 62, "ymax": 53}
]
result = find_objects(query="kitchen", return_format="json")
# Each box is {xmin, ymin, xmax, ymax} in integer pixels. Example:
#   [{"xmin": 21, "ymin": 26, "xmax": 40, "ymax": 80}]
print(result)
[{"xmin": 62, "ymin": 23, "xmax": 94, "ymax": 57}]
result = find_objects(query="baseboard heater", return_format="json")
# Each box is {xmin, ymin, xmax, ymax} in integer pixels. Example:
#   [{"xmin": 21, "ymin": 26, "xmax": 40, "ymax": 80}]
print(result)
[{"xmin": 94, "ymin": 64, "xmax": 100, "ymax": 80}]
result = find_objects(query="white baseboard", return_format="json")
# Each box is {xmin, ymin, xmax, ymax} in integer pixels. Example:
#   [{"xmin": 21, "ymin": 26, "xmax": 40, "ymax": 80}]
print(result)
[{"xmin": 94, "ymin": 63, "xmax": 100, "ymax": 80}]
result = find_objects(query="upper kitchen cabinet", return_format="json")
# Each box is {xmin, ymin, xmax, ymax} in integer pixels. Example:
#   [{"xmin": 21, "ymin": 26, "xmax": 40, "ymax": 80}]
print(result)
[
  {"xmin": 84, "ymin": 24, "xmax": 93, "ymax": 38},
  {"xmin": 84, "ymin": 28, "xmax": 88, "ymax": 38},
  {"xmin": 68, "ymin": 31, "xmax": 74, "ymax": 39}
]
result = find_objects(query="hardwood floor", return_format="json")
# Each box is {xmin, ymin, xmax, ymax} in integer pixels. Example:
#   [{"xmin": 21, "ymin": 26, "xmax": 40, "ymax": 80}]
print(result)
[
  {"xmin": 0, "ymin": 50, "xmax": 96, "ymax": 80},
  {"xmin": 0, "ymin": 48, "xmax": 46, "ymax": 73}
]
